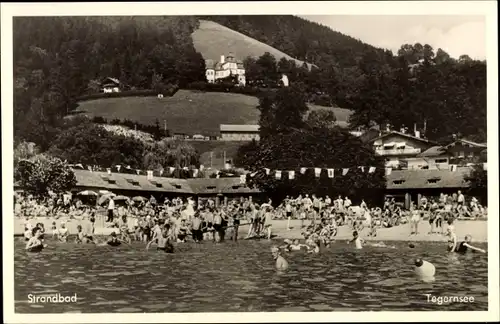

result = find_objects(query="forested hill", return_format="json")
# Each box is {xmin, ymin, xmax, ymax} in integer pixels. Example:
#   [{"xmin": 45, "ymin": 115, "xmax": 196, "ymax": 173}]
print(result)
[{"xmin": 202, "ymin": 15, "xmax": 392, "ymax": 68}]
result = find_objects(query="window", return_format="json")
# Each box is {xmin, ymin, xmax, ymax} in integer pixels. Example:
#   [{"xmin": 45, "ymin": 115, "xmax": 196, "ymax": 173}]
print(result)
[
  {"xmin": 206, "ymin": 186, "xmax": 216, "ymax": 190},
  {"xmin": 435, "ymin": 158, "xmax": 448, "ymax": 164},
  {"xmin": 459, "ymin": 151, "xmax": 465, "ymax": 158},
  {"xmin": 427, "ymin": 178, "xmax": 441, "ymax": 184},
  {"xmin": 468, "ymin": 151, "xmax": 474, "ymax": 157},
  {"xmin": 393, "ymin": 180, "xmax": 406, "ymax": 185},
  {"xmin": 126, "ymin": 178, "xmax": 140, "ymax": 186}
]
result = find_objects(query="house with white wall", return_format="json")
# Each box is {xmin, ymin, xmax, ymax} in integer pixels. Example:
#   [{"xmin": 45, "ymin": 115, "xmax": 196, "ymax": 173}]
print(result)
[{"xmin": 206, "ymin": 52, "xmax": 246, "ymax": 86}]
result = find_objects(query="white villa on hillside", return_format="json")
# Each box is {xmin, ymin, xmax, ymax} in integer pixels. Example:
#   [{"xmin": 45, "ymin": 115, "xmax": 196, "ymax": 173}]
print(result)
[{"xmin": 205, "ymin": 53, "xmax": 246, "ymax": 86}]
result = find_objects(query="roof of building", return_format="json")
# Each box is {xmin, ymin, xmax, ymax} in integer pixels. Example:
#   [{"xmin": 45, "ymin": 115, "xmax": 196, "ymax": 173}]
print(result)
[
  {"xmin": 220, "ymin": 124, "xmax": 260, "ymax": 132},
  {"xmin": 69, "ymin": 169, "xmax": 259, "ymax": 195},
  {"xmin": 386, "ymin": 167, "xmax": 472, "ymax": 190},
  {"xmin": 417, "ymin": 146, "xmax": 449, "ymax": 157},
  {"xmin": 205, "ymin": 59, "xmax": 215, "ymax": 70},
  {"xmin": 73, "ymin": 170, "xmax": 193, "ymax": 194},
  {"xmin": 369, "ymin": 130, "xmax": 438, "ymax": 145},
  {"xmin": 102, "ymin": 77, "xmax": 120, "ymax": 85},
  {"xmin": 445, "ymin": 138, "xmax": 487, "ymax": 149}
]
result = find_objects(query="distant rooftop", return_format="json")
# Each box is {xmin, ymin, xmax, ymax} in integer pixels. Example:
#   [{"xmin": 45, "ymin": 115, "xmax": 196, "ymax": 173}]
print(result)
[{"xmin": 220, "ymin": 124, "xmax": 260, "ymax": 132}]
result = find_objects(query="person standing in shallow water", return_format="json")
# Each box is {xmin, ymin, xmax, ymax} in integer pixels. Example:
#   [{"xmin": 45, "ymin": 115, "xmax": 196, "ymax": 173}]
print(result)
[{"xmin": 271, "ymin": 246, "xmax": 288, "ymax": 271}]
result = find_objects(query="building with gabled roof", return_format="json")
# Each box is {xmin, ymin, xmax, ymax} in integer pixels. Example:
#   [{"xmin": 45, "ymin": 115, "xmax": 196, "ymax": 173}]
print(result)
[{"xmin": 206, "ymin": 52, "xmax": 246, "ymax": 86}]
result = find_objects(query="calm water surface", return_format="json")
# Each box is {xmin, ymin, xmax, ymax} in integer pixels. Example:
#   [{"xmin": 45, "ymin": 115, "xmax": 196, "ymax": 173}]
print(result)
[{"xmin": 14, "ymin": 240, "xmax": 488, "ymax": 312}]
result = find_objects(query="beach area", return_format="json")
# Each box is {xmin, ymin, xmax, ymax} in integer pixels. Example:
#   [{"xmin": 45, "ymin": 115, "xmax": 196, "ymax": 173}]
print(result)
[{"xmin": 14, "ymin": 217, "xmax": 488, "ymax": 243}]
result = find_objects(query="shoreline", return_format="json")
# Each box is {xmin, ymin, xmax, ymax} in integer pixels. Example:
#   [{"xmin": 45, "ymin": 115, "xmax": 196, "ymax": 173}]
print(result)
[{"xmin": 14, "ymin": 218, "xmax": 487, "ymax": 243}]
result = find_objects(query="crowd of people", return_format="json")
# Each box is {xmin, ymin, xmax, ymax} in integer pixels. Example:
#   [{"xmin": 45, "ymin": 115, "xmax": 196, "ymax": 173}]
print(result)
[{"xmin": 16, "ymin": 189, "xmax": 486, "ymax": 253}]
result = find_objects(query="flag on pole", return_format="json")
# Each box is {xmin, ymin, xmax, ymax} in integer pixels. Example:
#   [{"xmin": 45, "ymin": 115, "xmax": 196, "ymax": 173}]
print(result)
[
  {"xmin": 107, "ymin": 168, "xmax": 111, "ymax": 175},
  {"xmin": 264, "ymin": 168, "xmax": 270, "ymax": 175},
  {"xmin": 359, "ymin": 166, "xmax": 365, "ymax": 173},
  {"xmin": 450, "ymin": 164, "xmax": 458, "ymax": 172},
  {"xmin": 159, "ymin": 168, "xmax": 164, "ymax": 176},
  {"xmin": 385, "ymin": 168, "xmax": 392, "ymax": 176},
  {"xmin": 342, "ymin": 168, "xmax": 349, "ymax": 176},
  {"xmin": 275, "ymin": 170, "xmax": 282, "ymax": 180},
  {"xmin": 88, "ymin": 165, "xmax": 93, "ymax": 172},
  {"xmin": 169, "ymin": 167, "xmax": 175, "ymax": 174},
  {"xmin": 116, "ymin": 165, "xmax": 121, "ymax": 172},
  {"xmin": 369, "ymin": 166, "xmax": 376, "ymax": 173},
  {"xmin": 289, "ymin": 170, "xmax": 295, "ymax": 180},
  {"xmin": 193, "ymin": 169, "xmax": 199, "ymax": 178},
  {"xmin": 240, "ymin": 174, "xmax": 246, "ymax": 184},
  {"xmin": 147, "ymin": 170, "xmax": 153, "ymax": 180},
  {"xmin": 300, "ymin": 167, "xmax": 307, "ymax": 174},
  {"xmin": 327, "ymin": 168, "xmax": 334, "ymax": 178},
  {"xmin": 136, "ymin": 169, "xmax": 141, "ymax": 175},
  {"xmin": 314, "ymin": 168, "xmax": 321, "ymax": 177}
]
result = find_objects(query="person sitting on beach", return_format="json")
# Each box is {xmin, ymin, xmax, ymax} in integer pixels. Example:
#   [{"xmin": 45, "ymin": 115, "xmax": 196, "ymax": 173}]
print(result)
[
  {"xmin": 25, "ymin": 228, "xmax": 47, "ymax": 252},
  {"xmin": 271, "ymin": 246, "xmax": 289, "ymax": 271},
  {"xmin": 347, "ymin": 230, "xmax": 364, "ymax": 249},
  {"xmin": 56, "ymin": 222, "xmax": 69, "ymax": 242},
  {"xmin": 454, "ymin": 235, "xmax": 486, "ymax": 254}
]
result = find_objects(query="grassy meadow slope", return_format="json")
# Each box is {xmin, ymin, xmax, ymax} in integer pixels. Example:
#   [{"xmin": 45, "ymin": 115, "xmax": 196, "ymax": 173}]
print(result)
[
  {"xmin": 192, "ymin": 20, "xmax": 312, "ymax": 68},
  {"xmin": 76, "ymin": 89, "xmax": 352, "ymax": 136}
]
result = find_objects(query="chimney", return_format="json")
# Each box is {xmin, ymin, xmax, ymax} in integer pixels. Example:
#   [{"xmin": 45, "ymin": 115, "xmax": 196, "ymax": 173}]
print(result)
[
  {"xmin": 147, "ymin": 170, "xmax": 153, "ymax": 180},
  {"xmin": 415, "ymin": 130, "xmax": 420, "ymax": 138},
  {"xmin": 400, "ymin": 126, "xmax": 405, "ymax": 134},
  {"xmin": 386, "ymin": 124, "xmax": 391, "ymax": 132},
  {"xmin": 220, "ymin": 55, "xmax": 225, "ymax": 64},
  {"xmin": 107, "ymin": 168, "xmax": 111, "ymax": 175}
]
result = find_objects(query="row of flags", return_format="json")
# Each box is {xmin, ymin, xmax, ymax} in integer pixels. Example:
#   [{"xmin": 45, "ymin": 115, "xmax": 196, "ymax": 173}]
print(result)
[
  {"xmin": 68, "ymin": 163, "xmax": 208, "ymax": 178},
  {"xmin": 240, "ymin": 166, "xmax": 381, "ymax": 184}
]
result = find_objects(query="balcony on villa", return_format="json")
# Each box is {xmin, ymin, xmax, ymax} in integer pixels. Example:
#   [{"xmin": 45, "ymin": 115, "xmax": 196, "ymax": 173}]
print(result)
[{"xmin": 375, "ymin": 146, "xmax": 422, "ymax": 156}]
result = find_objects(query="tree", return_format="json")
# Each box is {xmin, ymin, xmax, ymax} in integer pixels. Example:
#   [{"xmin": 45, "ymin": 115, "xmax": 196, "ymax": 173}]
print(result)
[
  {"xmin": 257, "ymin": 85, "xmax": 308, "ymax": 140},
  {"xmin": 47, "ymin": 123, "xmax": 145, "ymax": 168},
  {"xmin": 307, "ymin": 109, "xmax": 337, "ymax": 128},
  {"xmin": 238, "ymin": 126, "xmax": 386, "ymax": 204},
  {"xmin": 465, "ymin": 165, "xmax": 487, "ymax": 204},
  {"xmin": 142, "ymin": 138, "xmax": 200, "ymax": 170},
  {"xmin": 15, "ymin": 155, "xmax": 77, "ymax": 197}
]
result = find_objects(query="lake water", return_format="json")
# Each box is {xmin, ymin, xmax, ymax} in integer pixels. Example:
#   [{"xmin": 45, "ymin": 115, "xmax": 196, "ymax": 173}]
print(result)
[{"xmin": 14, "ymin": 239, "xmax": 488, "ymax": 312}]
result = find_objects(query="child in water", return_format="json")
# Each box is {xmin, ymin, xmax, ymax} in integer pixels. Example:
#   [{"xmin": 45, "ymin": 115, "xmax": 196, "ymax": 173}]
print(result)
[
  {"xmin": 454, "ymin": 235, "xmax": 486, "ymax": 254},
  {"xmin": 348, "ymin": 231, "xmax": 364, "ymax": 249},
  {"xmin": 146, "ymin": 230, "xmax": 174, "ymax": 253},
  {"xmin": 25, "ymin": 228, "xmax": 47, "ymax": 252}
]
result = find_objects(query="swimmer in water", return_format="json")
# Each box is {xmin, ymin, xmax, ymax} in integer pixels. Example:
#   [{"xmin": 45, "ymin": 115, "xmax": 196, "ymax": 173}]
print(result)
[
  {"xmin": 347, "ymin": 230, "xmax": 364, "ymax": 249},
  {"xmin": 289, "ymin": 239, "xmax": 307, "ymax": 251},
  {"xmin": 98, "ymin": 232, "xmax": 128, "ymax": 247},
  {"xmin": 454, "ymin": 235, "xmax": 486, "ymax": 254},
  {"xmin": 57, "ymin": 222, "xmax": 69, "ymax": 242},
  {"xmin": 271, "ymin": 246, "xmax": 289, "ymax": 271},
  {"xmin": 146, "ymin": 230, "xmax": 174, "ymax": 253},
  {"xmin": 25, "ymin": 228, "xmax": 47, "ymax": 252}
]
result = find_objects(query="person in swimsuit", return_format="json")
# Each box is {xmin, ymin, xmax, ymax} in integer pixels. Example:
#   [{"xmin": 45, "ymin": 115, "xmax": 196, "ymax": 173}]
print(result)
[
  {"xmin": 271, "ymin": 246, "xmax": 289, "ymax": 271},
  {"xmin": 177, "ymin": 219, "xmax": 190, "ymax": 242},
  {"xmin": 146, "ymin": 230, "xmax": 174, "ymax": 253},
  {"xmin": 57, "ymin": 222, "xmax": 69, "ymax": 242},
  {"xmin": 98, "ymin": 232, "xmax": 126, "ymax": 247},
  {"xmin": 348, "ymin": 231, "xmax": 364, "ymax": 249},
  {"xmin": 263, "ymin": 207, "xmax": 273, "ymax": 240},
  {"xmin": 191, "ymin": 213, "xmax": 203, "ymax": 243},
  {"xmin": 289, "ymin": 239, "xmax": 307, "ymax": 251},
  {"xmin": 454, "ymin": 235, "xmax": 486, "ymax": 254},
  {"xmin": 25, "ymin": 228, "xmax": 47, "ymax": 252},
  {"xmin": 446, "ymin": 224, "xmax": 458, "ymax": 252}
]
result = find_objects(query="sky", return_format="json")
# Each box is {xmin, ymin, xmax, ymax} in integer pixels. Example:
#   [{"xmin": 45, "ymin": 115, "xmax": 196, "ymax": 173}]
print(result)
[{"xmin": 301, "ymin": 15, "xmax": 486, "ymax": 59}]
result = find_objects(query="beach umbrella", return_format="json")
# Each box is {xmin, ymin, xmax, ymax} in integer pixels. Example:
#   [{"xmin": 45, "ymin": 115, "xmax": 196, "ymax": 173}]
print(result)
[
  {"xmin": 98, "ymin": 194, "xmax": 116, "ymax": 205},
  {"xmin": 114, "ymin": 195, "xmax": 131, "ymax": 202},
  {"xmin": 132, "ymin": 196, "xmax": 147, "ymax": 202},
  {"xmin": 99, "ymin": 190, "xmax": 116, "ymax": 196},
  {"xmin": 77, "ymin": 190, "xmax": 98, "ymax": 196}
]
